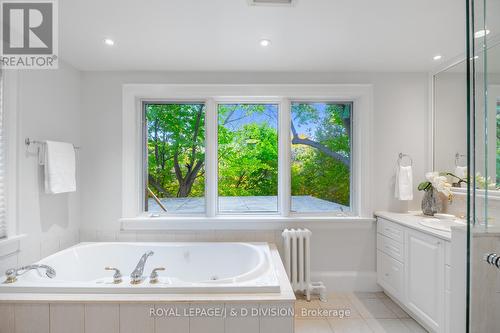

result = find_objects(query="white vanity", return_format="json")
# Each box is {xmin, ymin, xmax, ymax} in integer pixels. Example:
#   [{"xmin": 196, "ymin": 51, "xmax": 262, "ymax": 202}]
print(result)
[{"xmin": 375, "ymin": 211, "xmax": 461, "ymax": 333}]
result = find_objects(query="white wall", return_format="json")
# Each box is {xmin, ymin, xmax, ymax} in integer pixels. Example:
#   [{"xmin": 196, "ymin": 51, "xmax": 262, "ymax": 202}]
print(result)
[
  {"xmin": 0, "ymin": 62, "xmax": 82, "ymax": 274},
  {"xmin": 79, "ymin": 71, "xmax": 429, "ymax": 291}
]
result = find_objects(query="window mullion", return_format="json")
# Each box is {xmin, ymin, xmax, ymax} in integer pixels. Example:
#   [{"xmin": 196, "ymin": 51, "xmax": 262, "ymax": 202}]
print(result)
[
  {"xmin": 279, "ymin": 98, "xmax": 291, "ymax": 217},
  {"xmin": 205, "ymin": 98, "xmax": 217, "ymax": 217}
]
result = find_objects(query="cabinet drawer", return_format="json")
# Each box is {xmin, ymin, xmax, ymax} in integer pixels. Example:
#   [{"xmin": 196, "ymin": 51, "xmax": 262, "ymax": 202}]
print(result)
[
  {"xmin": 378, "ymin": 218, "xmax": 404, "ymax": 243},
  {"xmin": 377, "ymin": 250, "xmax": 404, "ymax": 300},
  {"xmin": 377, "ymin": 233, "xmax": 404, "ymax": 262}
]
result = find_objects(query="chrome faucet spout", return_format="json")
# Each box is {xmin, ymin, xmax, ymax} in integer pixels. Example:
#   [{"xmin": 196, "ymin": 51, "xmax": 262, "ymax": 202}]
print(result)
[
  {"xmin": 130, "ymin": 251, "xmax": 154, "ymax": 284},
  {"xmin": 4, "ymin": 264, "xmax": 56, "ymax": 283}
]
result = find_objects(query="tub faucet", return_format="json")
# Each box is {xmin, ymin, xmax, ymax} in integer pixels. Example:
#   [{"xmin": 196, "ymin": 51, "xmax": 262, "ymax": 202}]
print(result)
[
  {"xmin": 130, "ymin": 251, "xmax": 154, "ymax": 284},
  {"xmin": 4, "ymin": 264, "xmax": 56, "ymax": 283}
]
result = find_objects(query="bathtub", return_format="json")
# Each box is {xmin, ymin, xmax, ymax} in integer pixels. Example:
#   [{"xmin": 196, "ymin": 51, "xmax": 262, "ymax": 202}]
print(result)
[{"xmin": 0, "ymin": 242, "xmax": 281, "ymax": 294}]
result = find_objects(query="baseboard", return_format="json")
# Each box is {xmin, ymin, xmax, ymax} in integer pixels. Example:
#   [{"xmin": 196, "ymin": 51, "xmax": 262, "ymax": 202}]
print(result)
[{"xmin": 310, "ymin": 270, "xmax": 380, "ymax": 292}]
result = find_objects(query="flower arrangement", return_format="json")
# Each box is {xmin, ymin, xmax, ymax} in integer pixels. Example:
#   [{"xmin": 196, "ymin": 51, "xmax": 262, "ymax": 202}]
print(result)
[{"xmin": 418, "ymin": 172, "xmax": 453, "ymax": 201}]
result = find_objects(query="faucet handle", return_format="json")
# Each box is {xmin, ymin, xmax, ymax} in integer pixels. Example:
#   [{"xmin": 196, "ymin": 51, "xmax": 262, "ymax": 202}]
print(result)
[
  {"xmin": 105, "ymin": 267, "xmax": 122, "ymax": 284},
  {"xmin": 4, "ymin": 268, "xmax": 17, "ymax": 283},
  {"xmin": 149, "ymin": 267, "xmax": 165, "ymax": 284}
]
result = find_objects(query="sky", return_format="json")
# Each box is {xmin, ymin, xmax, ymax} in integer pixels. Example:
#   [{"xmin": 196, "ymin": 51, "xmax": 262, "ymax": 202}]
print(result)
[{"xmin": 218, "ymin": 102, "xmax": 337, "ymax": 141}]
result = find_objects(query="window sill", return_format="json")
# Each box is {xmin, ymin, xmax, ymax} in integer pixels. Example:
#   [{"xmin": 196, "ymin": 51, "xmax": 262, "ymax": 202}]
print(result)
[
  {"xmin": 452, "ymin": 187, "xmax": 500, "ymax": 201},
  {"xmin": 120, "ymin": 216, "xmax": 376, "ymax": 231},
  {"xmin": 0, "ymin": 234, "xmax": 26, "ymax": 257}
]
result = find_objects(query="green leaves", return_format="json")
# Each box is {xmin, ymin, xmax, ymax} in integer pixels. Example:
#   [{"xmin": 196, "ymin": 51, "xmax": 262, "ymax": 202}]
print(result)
[
  {"xmin": 146, "ymin": 102, "xmax": 352, "ymax": 209},
  {"xmin": 418, "ymin": 181, "xmax": 432, "ymax": 191},
  {"xmin": 218, "ymin": 113, "xmax": 279, "ymax": 197}
]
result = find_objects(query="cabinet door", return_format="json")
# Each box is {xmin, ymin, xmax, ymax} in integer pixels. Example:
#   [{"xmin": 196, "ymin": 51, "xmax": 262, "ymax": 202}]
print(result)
[
  {"xmin": 405, "ymin": 230, "xmax": 444, "ymax": 333},
  {"xmin": 377, "ymin": 250, "xmax": 404, "ymax": 300}
]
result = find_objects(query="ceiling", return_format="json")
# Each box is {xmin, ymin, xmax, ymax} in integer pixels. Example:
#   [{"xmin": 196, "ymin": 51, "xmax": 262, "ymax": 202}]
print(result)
[{"xmin": 59, "ymin": 0, "xmax": 466, "ymax": 72}]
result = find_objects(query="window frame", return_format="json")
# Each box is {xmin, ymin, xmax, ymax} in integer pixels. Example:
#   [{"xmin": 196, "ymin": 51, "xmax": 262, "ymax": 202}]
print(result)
[
  {"xmin": 215, "ymin": 100, "xmax": 282, "ymax": 216},
  {"xmin": 289, "ymin": 100, "xmax": 354, "ymax": 215},
  {"xmin": 0, "ymin": 70, "xmax": 20, "ymax": 242},
  {"xmin": 122, "ymin": 84, "xmax": 373, "ymax": 228},
  {"xmin": 142, "ymin": 101, "xmax": 208, "ymax": 216}
]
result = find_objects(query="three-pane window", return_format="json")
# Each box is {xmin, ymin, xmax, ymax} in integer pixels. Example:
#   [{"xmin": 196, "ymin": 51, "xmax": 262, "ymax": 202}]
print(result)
[{"xmin": 144, "ymin": 101, "xmax": 352, "ymax": 215}]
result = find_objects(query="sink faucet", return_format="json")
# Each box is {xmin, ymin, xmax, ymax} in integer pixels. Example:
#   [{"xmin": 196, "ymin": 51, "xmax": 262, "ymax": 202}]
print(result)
[{"xmin": 130, "ymin": 251, "xmax": 154, "ymax": 284}]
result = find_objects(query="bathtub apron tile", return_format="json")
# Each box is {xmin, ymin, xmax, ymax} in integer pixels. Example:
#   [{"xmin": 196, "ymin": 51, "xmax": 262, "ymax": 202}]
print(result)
[
  {"xmin": 119, "ymin": 304, "xmax": 154, "ymax": 333},
  {"xmin": 188, "ymin": 303, "xmax": 225, "ymax": 333},
  {"xmin": 259, "ymin": 302, "xmax": 294, "ymax": 333},
  {"xmin": 14, "ymin": 304, "xmax": 49, "ymax": 333},
  {"xmin": 84, "ymin": 304, "xmax": 119, "ymax": 333},
  {"xmin": 224, "ymin": 303, "xmax": 260, "ymax": 333},
  {"xmin": 154, "ymin": 303, "xmax": 189, "ymax": 333},
  {"xmin": 50, "ymin": 303, "xmax": 84, "ymax": 333},
  {"xmin": 0, "ymin": 304, "xmax": 15, "ymax": 333}
]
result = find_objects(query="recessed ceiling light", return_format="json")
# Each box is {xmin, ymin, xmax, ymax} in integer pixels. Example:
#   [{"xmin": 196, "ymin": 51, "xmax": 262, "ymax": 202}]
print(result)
[
  {"xmin": 474, "ymin": 29, "xmax": 490, "ymax": 38},
  {"xmin": 260, "ymin": 39, "xmax": 271, "ymax": 47},
  {"xmin": 104, "ymin": 38, "xmax": 115, "ymax": 46},
  {"xmin": 433, "ymin": 55, "xmax": 442, "ymax": 60}
]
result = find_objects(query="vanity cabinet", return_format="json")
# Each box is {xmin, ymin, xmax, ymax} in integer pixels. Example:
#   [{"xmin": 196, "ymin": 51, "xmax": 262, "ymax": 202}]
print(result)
[
  {"xmin": 377, "ymin": 217, "xmax": 450, "ymax": 333},
  {"xmin": 405, "ymin": 229, "xmax": 444, "ymax": 332}
]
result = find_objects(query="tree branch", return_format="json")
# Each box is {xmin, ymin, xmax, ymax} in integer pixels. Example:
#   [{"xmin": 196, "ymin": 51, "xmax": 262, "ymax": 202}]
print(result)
[
  {"xmin": 173, "ymin": 151, "xmax": 184, "ymax": 183},
  {"xmin": 190, "ymin": 106, "xmax": 203, "ymax": 166},
  {"xmin": 291, "ymin": 119, "xmax": 349, "ymax": 167}
]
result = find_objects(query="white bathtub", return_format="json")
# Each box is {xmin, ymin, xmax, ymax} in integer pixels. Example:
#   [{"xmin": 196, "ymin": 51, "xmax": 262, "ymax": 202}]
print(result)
[{"xmin": 0, "ymin": 242, "xmax": 280, "ymax": 294}]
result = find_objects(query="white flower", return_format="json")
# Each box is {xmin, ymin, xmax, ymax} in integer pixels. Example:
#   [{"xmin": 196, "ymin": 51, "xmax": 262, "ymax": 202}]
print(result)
[
  {"xmin": 425, "ymin": 172, "xmax": 439, "ymax": 182},
  {"xmin": 425, "ymin": 171, "xmax": 454, "ymax": 199}
]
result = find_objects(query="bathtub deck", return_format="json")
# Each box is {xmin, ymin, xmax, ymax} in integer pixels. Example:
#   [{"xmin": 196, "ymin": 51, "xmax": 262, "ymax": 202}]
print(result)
[{"xmin": 0, "ymin": 244, "xmax": 295, "ymax": 303}]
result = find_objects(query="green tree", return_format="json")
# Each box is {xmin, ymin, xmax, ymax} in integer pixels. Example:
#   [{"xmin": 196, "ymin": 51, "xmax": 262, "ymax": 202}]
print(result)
[
  {"xmin": 146, "ymin": 104, "xmax": 205, "ymax": 198},
  {"xmin": 146, "ymin": 103, "xmax": 351, "ymax": 207}
]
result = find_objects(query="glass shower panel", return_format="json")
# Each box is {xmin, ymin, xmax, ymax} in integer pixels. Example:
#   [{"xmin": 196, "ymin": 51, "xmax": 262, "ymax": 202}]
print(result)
[{"xmin": 467, "ymin": 0, "xmax": 500, "ymax": 331}]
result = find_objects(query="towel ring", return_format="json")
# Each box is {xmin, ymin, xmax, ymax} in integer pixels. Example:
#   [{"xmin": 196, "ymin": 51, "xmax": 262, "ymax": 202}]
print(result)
[
  {"xmin": 455, "ymin": 153, "xmax": 466, "ymax": 167},
  {"xmin": 398, "ymin": 153, "xmax": 413, "ymax": 167}
]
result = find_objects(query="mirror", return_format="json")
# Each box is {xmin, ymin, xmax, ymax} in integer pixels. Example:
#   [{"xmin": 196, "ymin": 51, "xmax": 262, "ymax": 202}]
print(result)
[{"xmin": 433, "ymin": 41, "xmax": 500, "ymax": 191}]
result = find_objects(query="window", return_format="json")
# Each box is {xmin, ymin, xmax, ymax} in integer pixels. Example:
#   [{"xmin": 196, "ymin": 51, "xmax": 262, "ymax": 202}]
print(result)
[
  {"xmin": 126, "ymin": 84, "xmax": 372, "ymax": 222},
  {"xmin": 142, "ymin": 100, "xmax": 352, "ymax": 216},
  {"xmin": 290, "ymin": 102, "xmax": 352, "ymax": 213},
  {"xmin": 0, "ymin": 72, "xmax": 5, "ymax": 238},
  {"xmin": 144, "ymin": 103, "xmax": 206, "ymax": 214},
  {"xmin": 218, "ymin": 104, "xmax": 279, "ymax": 213}
]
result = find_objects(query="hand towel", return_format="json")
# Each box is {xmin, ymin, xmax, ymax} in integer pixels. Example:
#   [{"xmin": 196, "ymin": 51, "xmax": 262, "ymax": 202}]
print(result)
[
  {"xmin": 395, "ymin": 165, "xmax": 413, "ymax": 200},
  {"xmin": 454, "ymin": 166, "xmax": 467, "ymax": 180},
  {"xmin": 44, "ymin": 141, "xmax": 76, "ymax": 194}
]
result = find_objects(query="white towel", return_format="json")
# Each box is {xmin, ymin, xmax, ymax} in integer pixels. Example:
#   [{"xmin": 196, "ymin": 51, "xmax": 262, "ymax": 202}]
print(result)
[
  {"xmin": 395, "ymin": 165, "xmax": 413, "ymax": 201},
  {"xmin": 44, "ymin": 141, "xmax": 76, "ymax": 194},
  {"xmin": 454, "ymin": 166, "xmax": 467, "ymax": 180}
]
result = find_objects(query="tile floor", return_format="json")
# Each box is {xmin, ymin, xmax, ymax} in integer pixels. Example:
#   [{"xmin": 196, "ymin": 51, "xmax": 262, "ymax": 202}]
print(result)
[{"xmin": 294, "ymin": 292, "xmax": 428, "ymax": 333}]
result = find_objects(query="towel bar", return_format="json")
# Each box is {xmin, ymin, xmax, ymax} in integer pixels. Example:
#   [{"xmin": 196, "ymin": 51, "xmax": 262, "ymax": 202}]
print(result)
[{"xmin": 25, "ymin": 138, "xmax": 81, "ymax": 150}]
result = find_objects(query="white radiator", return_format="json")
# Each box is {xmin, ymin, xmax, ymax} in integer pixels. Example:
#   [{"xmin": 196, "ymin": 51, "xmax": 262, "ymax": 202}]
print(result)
[{"xmin": 282, "ymin": 228, "xmax": 326, "ymax": 301}]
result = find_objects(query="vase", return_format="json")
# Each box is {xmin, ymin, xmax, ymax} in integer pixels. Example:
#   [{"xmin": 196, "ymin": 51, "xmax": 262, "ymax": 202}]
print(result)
[{"xmin": 421, "ymin": 189, "xmax": 438, "ymax": 216}]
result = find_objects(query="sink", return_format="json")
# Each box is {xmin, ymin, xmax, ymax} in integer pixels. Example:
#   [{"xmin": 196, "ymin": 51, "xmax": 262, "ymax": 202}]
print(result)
[{"xmin": 419, "ymin": 218, "xmax": 466, "ymax": 232}]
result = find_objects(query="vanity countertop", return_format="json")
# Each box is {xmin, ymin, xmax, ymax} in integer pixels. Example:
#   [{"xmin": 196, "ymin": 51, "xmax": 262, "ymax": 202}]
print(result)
[{"xmin": 375, "ymin": 211, "xmax": 457, "ymax": 241}]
